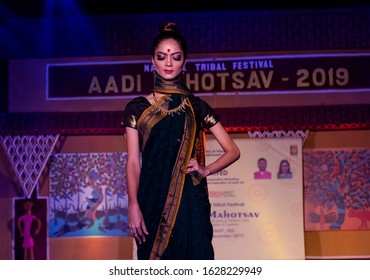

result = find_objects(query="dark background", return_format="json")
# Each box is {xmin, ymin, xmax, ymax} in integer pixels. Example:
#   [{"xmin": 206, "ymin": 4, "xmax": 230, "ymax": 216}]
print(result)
[{"xmin": 2, "ymin": 0, "xmax": 370, "ymax": 19}]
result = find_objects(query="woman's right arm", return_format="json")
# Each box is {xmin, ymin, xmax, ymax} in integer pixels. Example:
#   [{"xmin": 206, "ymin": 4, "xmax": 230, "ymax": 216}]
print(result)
[{"xmin": 125, "ymin": 127, "xmax": 148, "ymax": 243}]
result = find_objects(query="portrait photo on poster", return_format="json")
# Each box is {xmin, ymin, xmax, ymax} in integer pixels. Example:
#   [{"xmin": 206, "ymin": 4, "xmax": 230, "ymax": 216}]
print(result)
[
  {"xmin": 277, "ymin": 159, "xmax": 293, "ymax": 179},
  {"xmin": 253, "ymin": 157, "xmax": 272, "ymax": 179}
]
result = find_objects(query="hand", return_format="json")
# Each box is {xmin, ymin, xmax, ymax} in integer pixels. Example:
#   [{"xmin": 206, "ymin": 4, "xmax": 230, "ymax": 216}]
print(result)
[
  {"xmin": 128, "ymin": 204, "xmax": 148, "ymax": 244},
  {"xmin": 186, "ymin": 158, "xmax": 209, "ymax": 177}
]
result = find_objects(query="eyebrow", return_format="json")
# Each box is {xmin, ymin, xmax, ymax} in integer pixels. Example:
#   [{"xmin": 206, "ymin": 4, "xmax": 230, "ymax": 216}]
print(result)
[{"xmin": 156, "ymin": 51, "xmax": 182, "ymax": 55}]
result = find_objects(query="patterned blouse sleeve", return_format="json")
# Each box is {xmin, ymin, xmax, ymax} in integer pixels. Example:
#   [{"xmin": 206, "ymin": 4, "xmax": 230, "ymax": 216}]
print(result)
[
  {"xmin": 189, "ymin": 95, "xmax": 220, "ymax": 130},
  {"xmin": 121, "ymin": 97, "xmax": 145, "ymax": 129}
]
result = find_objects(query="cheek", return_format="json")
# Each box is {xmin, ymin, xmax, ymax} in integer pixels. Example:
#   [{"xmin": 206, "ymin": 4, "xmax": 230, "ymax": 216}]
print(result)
[
  {"xmin": 174, "ymin": 65, "xmax": 183, "ymax": 73},
  {"xmin": 153, "ymin": 60, "xmax": 163, "ymax": 68}
]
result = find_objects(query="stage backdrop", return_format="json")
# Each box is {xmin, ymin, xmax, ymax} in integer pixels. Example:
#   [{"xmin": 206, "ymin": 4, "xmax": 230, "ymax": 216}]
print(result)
[
  {"xmin": 206, "ymin": 138, "xmax": 305, "ymax": 259},
  {"xmin": 304, "ymin": 148, "xmax": 370, "ymax": 231},
  {"xmin": 49, "ymin": 152, "xmax": 129, "ymax": 238}
]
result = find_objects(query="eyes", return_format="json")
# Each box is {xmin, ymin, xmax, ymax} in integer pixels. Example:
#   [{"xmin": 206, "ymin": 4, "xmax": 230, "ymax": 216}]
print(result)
[{"xmin": 156, "ymin": 53, "xmax": 183, "ymax": 61}]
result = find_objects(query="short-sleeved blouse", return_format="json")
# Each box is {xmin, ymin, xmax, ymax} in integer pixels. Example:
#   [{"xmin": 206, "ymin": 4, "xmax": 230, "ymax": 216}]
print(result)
[{"xmin": 121, "ymin": 95, "xmax": 220, "ymax": 131}]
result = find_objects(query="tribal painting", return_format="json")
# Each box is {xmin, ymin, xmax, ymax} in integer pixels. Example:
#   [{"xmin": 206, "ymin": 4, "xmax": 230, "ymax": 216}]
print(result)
[
  {"xmin": 49, "ymin": 152, "xmax": 129, "ymax": 237},
  {"xmin": 304, "ymin": 148, "xmax": 370, "ymax": 231}
]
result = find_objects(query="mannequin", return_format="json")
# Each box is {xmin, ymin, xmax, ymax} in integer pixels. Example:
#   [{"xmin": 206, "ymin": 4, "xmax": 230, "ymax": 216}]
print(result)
[{"xmin": 17, "ymin": 200, "xmax": 41, "ymax": 260}]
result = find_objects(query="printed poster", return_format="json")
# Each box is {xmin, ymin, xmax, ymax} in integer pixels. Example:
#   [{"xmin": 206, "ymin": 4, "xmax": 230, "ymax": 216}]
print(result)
[
  {"xmin": 206, "ymin": 138, "xmax": 305, "ymax": 259},
  {"xmin": 304, "ymin": 148, "xmax": 370, "ymax": 231},
  {"xmin": 49, "ymin": 152, "xmax": 129, "ymax": 237}
]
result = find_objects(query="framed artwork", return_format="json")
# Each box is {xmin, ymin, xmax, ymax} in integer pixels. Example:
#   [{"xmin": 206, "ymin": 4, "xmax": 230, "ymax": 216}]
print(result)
[
  {"xmin": 304, "ymin": 148, "xmax": 370, "ymax": 231},
  {"xmin": 49, "ymin": 152, "xmax": 129, "ymax": 237}
]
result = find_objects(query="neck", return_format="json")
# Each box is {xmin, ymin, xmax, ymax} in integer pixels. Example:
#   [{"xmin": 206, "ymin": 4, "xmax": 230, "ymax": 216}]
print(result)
[{"xmin": 154, "ymin": 73, "xmax": 191, "ymax": 96}]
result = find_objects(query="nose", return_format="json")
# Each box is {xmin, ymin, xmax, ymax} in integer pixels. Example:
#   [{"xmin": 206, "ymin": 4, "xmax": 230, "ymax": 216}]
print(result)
[{"xmin": 166, "ymin": 57, "xmax": 172, "ymax": 66}]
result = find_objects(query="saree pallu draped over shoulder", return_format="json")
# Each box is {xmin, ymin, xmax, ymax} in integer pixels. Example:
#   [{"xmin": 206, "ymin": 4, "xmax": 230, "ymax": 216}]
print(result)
[{"xmin": 135, "ymin": 76, "xmax": 214, "ymax": 260}]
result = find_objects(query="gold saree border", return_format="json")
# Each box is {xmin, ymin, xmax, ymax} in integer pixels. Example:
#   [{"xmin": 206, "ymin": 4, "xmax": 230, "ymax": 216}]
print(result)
[
  {"xmin": 149, "ymin": 97, "xmax": 196, "ymax": 260},
  {"xmin": 137, "ymin": 97, "xmax": 169, "ymax": 149}
]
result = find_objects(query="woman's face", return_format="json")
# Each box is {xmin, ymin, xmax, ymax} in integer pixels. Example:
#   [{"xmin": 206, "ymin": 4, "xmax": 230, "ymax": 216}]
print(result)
[
  {"xmin": 280, "ymin": 162, "xmax": 290, "ymax": 173},
  {"xmin": 152, "ymin": 39, "xmax": 185, "ymax": 80}
]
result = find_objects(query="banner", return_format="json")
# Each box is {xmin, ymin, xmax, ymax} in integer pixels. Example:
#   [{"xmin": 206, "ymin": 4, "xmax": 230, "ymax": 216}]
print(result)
[
  {"xmin": 206, "ymin": 138, "xmax": 305, "ymax": 259},
  {"xmin": 304, "ymin": 148, "xmax": 370, "ymax": 231},
  {"xmin": 49, "ymin": 152, "xmax": 129, "ymax": 237},
  {"xmin": 46, "ymin": 52, "xmax": 370, "ymax": 100}
]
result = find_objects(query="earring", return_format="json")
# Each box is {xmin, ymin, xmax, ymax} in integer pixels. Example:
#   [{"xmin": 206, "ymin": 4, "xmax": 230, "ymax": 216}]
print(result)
[{"xmin": 153, "ymin": 68, "xmax": 157, "ymax": 85}]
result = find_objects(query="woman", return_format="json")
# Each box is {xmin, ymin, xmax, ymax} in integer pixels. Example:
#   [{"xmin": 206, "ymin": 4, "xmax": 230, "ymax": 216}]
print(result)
[
  {"xmin": 121, "ymin": 22, "xmax": 240, "ymax": 260},
  {"xmin": 277, "ymin": 159, "xmax": 293, "ymax": 179}
]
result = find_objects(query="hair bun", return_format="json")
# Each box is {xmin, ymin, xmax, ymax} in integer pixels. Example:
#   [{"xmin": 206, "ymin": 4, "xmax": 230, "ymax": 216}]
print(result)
[{"xmin": 160, "ymin": 22, "xmax": 178, "ymax": 33}]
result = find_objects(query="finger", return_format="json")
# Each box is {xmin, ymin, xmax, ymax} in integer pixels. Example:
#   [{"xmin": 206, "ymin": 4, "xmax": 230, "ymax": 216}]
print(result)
[
  {"xmin": 130, "ymin": 226, "xmax": 135, "ymax": 233},
  {"xmin": 193, "ymin": 161, "xmax": 198, "ymax": 170},
  {"xmin": 141, "ymin": 221, "xmax": 149, "ymax": 235},
  {"xmin": 130, "ymin": 228, "xmax": 142, "ymax": 243},
  {"xmin": 188, "ymin": 159, "xmax": 199, "ymax": 169},
  {"xmin": 134, "ymin": 233, "xmax": 143, "ymax": 244},
  {"xmin": 130, "ymin": 227, "xmax": 139, "ymax": 240},
  {"xmin": 136, "ymin": 227, "xmax": 146, "ymax": 243}
]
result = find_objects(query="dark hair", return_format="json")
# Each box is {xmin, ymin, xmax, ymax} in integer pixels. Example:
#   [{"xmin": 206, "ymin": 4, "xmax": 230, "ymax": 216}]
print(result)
[
  {"xmin": 278, "ymin": 159, "xmax": 291, "ymax": 172},
  {"xmin": 152, "ymin": 22, "xmax": 188, "ymax": 59},
  {"xmin": 258, "ymin": 157, "xmax": 267, "ymax": 163}
]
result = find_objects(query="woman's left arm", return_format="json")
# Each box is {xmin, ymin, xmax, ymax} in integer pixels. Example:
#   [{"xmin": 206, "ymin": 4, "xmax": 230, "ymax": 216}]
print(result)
[{"xmin": 187, "ymin": 122, "xmax": 240, "ymax": 177}]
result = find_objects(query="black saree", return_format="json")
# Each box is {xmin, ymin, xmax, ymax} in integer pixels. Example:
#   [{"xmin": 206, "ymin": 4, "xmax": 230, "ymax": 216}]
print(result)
[{"xmin": 122, "ymin": 75, "xmax": 219, "ymax": 260}]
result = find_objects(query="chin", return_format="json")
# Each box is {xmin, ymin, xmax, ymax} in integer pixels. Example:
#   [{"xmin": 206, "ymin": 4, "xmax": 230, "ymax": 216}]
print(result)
[{"xmin": 160, "ymin": 74, "xmax": 180, "ymax": 81}]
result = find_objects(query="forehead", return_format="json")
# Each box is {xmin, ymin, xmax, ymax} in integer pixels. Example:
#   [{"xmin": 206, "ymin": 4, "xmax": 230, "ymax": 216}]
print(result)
[{"xmin": 155, "ymin": 39, "xmax": 182, "ymax": 52}]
